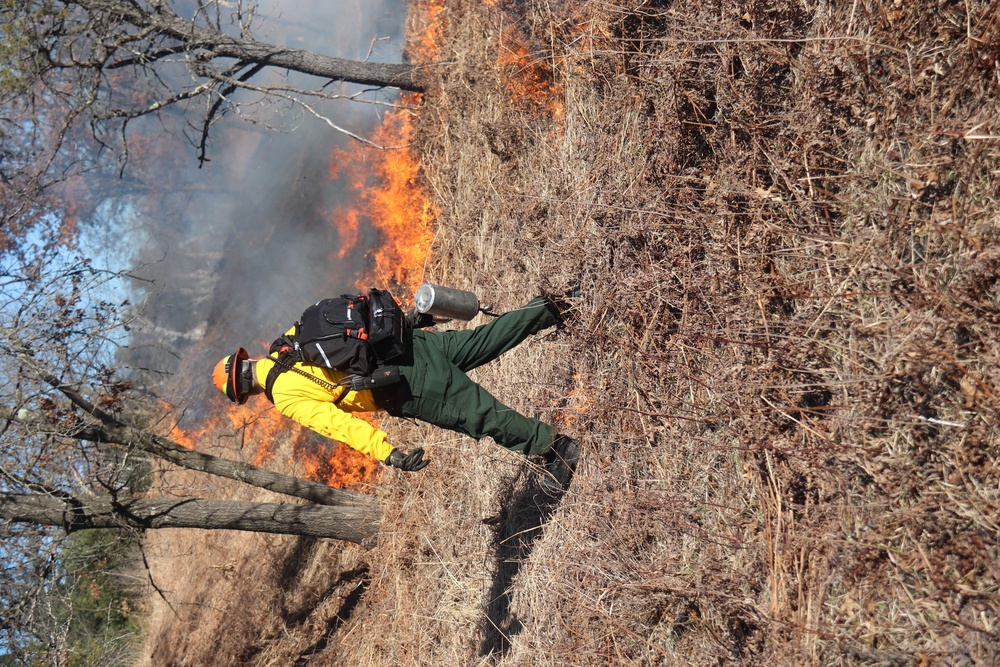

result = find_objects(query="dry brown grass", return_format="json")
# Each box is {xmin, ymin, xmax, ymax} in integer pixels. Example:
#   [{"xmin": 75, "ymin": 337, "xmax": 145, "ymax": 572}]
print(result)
[{"xmin": 137, "ymin": 0, "xmax": 1000, "ymax": 664}]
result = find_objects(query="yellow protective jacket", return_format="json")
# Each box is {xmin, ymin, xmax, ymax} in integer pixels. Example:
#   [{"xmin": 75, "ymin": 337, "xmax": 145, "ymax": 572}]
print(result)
[{"xmin": 254, "ymin": 356, "xmax": 394, "ymax": 463}]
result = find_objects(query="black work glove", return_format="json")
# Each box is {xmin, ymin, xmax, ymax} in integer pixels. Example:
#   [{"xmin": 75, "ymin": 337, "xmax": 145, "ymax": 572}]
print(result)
[
  {"xmin": 404, "ymin": 308, "xmax": 437, "ymax": 329},
  {"xmin": 386, "ymin": 447, "xmax": 430, "ymax": 471},
  {"xmin": 343, "ymin": 375, "xmax": 373, "ymax": 392},
  {"xmin": 341, "ymin": 367, "xmax": 400, "ymax": 392}
]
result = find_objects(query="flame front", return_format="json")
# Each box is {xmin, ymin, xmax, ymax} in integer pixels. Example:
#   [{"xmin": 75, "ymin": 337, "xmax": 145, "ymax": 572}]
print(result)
[
  {"xmin": 242, "ymin": 0, "xmax": 447, "ymax": 488},
  {"xmin": 170, "ymin": 1, "xmax": 445, "ymax": 491},
  {"xmin": 329, "ymin": 100, "xmax": 437, "ymax": 294},
  {"xmin": 294, "ymin": 437, "xmax": 379, "ymax": 490},
  {"xmin": 168, "ymin": 405, "xmax": 377, "ymax": 490}
]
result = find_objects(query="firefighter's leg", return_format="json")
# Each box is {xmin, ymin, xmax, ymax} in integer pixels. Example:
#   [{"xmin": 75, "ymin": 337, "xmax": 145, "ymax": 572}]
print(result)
[
  {"xmin": 389, "ymin": 336, "xmax": 555, "ymax": 455},
  {"xmin": 414, "ymin": 366, "xmax": 555, "ymax": 455},
  {"xmin": 430, "ymin": 296, "xmax": 558, "ymax": 372}
]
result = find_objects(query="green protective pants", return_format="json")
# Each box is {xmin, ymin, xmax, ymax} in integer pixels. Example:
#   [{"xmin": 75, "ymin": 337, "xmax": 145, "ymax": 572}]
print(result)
[{"xmin": 375, "ymin": 297, "xmax": 559, "ymax": 456}]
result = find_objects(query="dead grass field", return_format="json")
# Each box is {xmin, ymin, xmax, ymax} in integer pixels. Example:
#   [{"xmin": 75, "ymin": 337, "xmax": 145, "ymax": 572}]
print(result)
[{"xmin": 137, "ymin": 0, "xmax": 1000, "ymax": 665}]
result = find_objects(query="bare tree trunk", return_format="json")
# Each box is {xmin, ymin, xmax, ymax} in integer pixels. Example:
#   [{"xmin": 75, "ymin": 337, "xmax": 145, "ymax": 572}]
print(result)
[
  {"xmin": 74, "ymin": 0, "xmax": 425, "ymax": 91},
  {"xmin": 1, "ymin": 492, "xmax": 378, "ymax": 544},
  {"xmin": 205, "ymin": 44, "xmax": 423, "ymax": 91},
  {"xmin": 135, "ymin": 429, "xmax": 377, "ymax": 508}
]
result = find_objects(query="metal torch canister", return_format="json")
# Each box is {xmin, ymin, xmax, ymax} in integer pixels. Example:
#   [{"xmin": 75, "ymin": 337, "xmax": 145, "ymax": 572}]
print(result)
[{"xmin": 414, "ymin": 283, "xmax": 481, "ymax": 320}]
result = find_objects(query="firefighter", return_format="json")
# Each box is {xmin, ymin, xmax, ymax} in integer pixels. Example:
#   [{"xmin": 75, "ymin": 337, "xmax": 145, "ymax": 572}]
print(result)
[{"xmin": 212, "ymin": 295, "xmax": 579, "ymax": 495}]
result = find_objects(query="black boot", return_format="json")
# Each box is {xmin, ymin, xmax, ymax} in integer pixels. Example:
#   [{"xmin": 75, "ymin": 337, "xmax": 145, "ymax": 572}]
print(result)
[{"xmin": 540, "ymin": 435, "xmax": 579, "ymax": 496}]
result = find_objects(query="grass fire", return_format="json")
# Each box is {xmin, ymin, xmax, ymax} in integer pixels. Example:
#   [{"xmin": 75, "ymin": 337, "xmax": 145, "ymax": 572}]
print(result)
[
  {"xmin": 330, "ymin": 100, "xmax": 438, "ymax": 294},
  {"xmin": 126, "ymin": 0, "xmax": 1000, "ymax": 665}
]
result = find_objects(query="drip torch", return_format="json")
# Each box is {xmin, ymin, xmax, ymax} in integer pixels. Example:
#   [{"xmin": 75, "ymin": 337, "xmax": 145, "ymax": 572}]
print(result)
[{"xmin": 414, "ymin": 283, "xmax": 497, "ymax": 320}]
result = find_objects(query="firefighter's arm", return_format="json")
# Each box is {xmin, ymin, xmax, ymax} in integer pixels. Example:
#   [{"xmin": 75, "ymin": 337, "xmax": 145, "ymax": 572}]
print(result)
[{"xmin": 276, "ymin": 395, "xmax": 395, "ymax": 462}]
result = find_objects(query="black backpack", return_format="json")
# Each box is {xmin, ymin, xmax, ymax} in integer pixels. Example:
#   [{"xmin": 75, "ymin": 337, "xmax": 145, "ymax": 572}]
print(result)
[{"xmin": 264, "ymin": 288, "xmax": 405, "ymax": 403}]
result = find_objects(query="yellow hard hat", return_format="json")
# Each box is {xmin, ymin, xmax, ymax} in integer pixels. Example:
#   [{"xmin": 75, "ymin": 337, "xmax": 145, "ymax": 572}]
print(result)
[{"xmin": 212, "ymin": 347, "xmax": 251, "ymax": 404}]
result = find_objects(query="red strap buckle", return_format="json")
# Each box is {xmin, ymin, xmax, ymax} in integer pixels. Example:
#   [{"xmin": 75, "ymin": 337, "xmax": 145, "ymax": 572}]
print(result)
[{"xmin": 346, "ymin": 328, "xmax": 369, "ymax": 341}]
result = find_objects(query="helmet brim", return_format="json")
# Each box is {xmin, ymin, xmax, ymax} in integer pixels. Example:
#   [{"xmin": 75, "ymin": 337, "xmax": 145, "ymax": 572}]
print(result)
[{"xmin": 227, "ymin": 347, "xmax": 250, "ymax": 404}]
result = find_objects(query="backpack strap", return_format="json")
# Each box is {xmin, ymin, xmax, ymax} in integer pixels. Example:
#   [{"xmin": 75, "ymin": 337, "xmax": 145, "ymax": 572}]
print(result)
[
  {"xmin": 268, "ymin": 334, "xmax": 296, "ymax": 356},
  {"xmin": 264, "ymin": 348, "xmax": 294, "ymax": 404},
  {"xmin": 264, "ymin": 349, "xmax": 351, "ymax": 406}
]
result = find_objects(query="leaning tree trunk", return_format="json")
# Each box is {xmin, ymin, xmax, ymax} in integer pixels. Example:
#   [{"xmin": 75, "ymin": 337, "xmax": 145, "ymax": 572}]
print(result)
[
  {"xmin": 1, "ymin": 492, "xmax": 378, "ymax": 544},
  {"xmin": 0, "ymin": 404, "xmax": 374, "ymax": 508},
  {"xmin": 206, "ymin": 41, "xmax": 423, "ymax": 91},
  {"xmin": 73, "ymin": 0, "xmax": 425, "ymax": 92},
  {"xmin": 118, "ymin": 427, "xmax": 376, "ymax": 508}
]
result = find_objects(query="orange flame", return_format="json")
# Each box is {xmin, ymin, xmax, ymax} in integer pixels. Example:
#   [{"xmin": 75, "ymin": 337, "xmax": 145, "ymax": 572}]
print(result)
[
  {"xmin": 498, "ymin": 26, "xmax": 565, "ymax": 120},
  {"xmin": 557, "ymin": 373, "xmax": 593, "ymax": 430},
  {"xmin": 167, "ymin": 403, "xmax": 377, "ymax": 490},
  {"xmin": 166, "ymin": 421, "xmax": 205, "ymax": 451},
  {"xmin": 335, "ymin": 208, "xmax": 362, "ymax": 260},
  {"xmin": 407, "ymin": 0, "xmax": 446, "ymax": 61},
  {"xmin": 227, "ymin": 407, "xmax": 284, "ymax": 467},
  {"xmin": 302, "ymin": 0, "xmax": 446, "ymax": 483},
  {"xmin": 324, "ymin": 0, "xmax": 442, "ymax": 294},
  {"xmin": 292, "ymin": 436, "xmax": 379, "ymax": 491},
  {"xmin": 164, "ymin": 0, "xmax": 446, "ymax": 493},
  {"xmin": 328, "ymin": 99, "xmax": 437, "ymax": 294}
]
